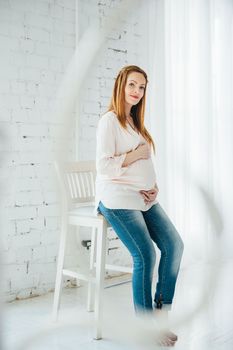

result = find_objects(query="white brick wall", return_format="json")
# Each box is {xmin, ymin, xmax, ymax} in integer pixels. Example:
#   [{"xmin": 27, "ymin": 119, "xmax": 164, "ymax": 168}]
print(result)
[
  {"xmin": 0, "ymin": 0, "xmax": 77, "ymax": 301},
  {"xmin": 0, "ymin": 0, "xmax": 148, "ymax": 301}
]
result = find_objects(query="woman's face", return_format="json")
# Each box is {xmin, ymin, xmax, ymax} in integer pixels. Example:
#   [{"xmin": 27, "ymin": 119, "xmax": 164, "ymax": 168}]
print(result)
[{"xmin": 124, "ymin": 71, "xmax": 146, "ymax": 107}]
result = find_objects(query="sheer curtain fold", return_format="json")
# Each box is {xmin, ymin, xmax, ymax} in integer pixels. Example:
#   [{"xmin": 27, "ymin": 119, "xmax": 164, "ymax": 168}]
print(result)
[{"xmin": 149, "ymin": 0, "xmax": 233, "ymax": 264}]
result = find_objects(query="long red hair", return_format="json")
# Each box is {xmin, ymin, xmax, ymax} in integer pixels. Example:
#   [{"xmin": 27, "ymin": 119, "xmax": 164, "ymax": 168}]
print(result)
[{"xmin": 106, "ymin": 65, "xmax": 155, "ymax": 154}]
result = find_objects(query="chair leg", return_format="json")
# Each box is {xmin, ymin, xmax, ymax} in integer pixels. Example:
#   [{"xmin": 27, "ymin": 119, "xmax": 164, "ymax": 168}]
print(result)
[
  {"xmin": 87, "ymin": 227, "xmax": 96, "ymax": 312},
  {"xmin": 52, "ymin": 216, "xmax": 68, "ymax": 321},
  {"xmin": 93, "ymin": 221, "xmax": 107, "ymax": 340}
]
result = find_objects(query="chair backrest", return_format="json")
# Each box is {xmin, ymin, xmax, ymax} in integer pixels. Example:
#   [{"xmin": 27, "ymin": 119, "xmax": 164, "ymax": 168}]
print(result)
[{"xmin": 54, "ymin": 160, "xmax": 96, "ymax": 207}]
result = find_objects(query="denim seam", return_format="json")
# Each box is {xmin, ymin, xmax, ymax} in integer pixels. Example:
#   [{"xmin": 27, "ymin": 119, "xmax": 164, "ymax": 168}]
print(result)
[
  {"xmin": 106, "ymin": 209, "xmax": 148, "ymax": 311},
  {"xmin": 143, "ymin": 205, "xmax": 172, "ymax": 304},
  {"xmin": 154, "ymin": 232, "xmax": 168, "ymax": 302}
]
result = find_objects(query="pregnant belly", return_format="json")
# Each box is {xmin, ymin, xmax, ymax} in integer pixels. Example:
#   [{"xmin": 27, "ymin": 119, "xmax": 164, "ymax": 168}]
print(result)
[{"xmin": 111, "ymin": 158, "xmax": 157, "ymax": 190}]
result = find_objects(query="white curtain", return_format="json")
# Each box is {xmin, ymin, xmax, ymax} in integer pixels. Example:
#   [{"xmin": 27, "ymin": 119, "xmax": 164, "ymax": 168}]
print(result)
[{"xmin": 147, "ymin": 0, "xmax": 233, "ymax": 266}]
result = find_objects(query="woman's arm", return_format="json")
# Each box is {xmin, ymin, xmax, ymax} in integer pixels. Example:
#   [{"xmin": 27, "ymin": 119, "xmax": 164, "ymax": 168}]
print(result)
[{"xmin": 96, "ymin": 116, "xmax": 128, "ymax": 178}]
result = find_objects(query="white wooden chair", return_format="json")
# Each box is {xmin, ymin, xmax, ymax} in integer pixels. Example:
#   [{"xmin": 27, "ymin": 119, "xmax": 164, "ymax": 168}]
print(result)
[{"xmin": 52, "ymin": 160, "xmax": 132, "ymax": 340}]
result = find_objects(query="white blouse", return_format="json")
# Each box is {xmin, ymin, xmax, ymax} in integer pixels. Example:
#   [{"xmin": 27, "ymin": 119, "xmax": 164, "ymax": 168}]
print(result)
[{"xmin": 94, "ymin": 111, "xmax": 158, "ymax": 216}]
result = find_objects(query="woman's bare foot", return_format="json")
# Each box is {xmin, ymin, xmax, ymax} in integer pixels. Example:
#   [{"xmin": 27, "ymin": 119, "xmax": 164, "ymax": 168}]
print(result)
[
  {"xmin": 156, "ymin": 330, "xmax": 177, "ymax": 347},
  {"xmin": 153, "ymin": 308, "xmax": 178, "ymax": 345},
  {"xmin": 163, "ymin": 329, "xmax": 178, "ymax": 342}
]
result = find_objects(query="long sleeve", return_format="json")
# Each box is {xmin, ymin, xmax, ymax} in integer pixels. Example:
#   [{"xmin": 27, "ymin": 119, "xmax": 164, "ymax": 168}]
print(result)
[{"xmin": 96, "ymin": 115, "xmax": 128, "ymax": 179}]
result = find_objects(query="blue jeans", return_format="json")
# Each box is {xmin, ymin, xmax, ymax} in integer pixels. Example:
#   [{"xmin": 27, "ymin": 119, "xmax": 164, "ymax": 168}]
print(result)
[{"xmin": 97, "ymin": 201, "xmax": 184, "ymax": 314}]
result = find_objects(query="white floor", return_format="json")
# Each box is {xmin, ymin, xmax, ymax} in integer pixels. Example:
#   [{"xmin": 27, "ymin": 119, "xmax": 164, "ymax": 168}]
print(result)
[{"xmin": 2, "ymin": 261, "xmax": 233, "ymax": 350}]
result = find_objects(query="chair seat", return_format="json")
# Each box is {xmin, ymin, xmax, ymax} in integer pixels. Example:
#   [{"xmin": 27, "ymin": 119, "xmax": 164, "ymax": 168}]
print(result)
[
  {"xmin": 69, "ymin": 205, "xmax": 96, "ymax": 217},
  {"xmin": 68, "ymin": 205, "xmax": 111, "ymax": 227}
]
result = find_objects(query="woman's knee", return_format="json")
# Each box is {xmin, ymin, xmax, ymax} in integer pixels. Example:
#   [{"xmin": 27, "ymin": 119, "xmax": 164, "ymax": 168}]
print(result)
[
  {"xmin": 175, "ymin": 234, "xmax": 184, "ymax": 256},
  {"xmin": 159, "ymin": 231, "xmax": 184, "ymax": 259}
]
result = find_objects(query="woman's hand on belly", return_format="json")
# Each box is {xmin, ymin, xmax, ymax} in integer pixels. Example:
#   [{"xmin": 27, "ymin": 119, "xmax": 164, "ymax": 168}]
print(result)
[{"xmin": 139, "ymin": 184, "xmax": 159, "ymax": 204}]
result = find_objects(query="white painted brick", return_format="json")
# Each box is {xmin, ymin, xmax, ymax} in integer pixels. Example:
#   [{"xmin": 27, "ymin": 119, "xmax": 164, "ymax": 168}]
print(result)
[
  {"xmin": 64, "ymin": 8, "xmax": 75, "ymax": 22},
  {"xmin": 50, "ymin": 4, "xmax": 64, "ymax": 19},
  {"xmin": 0, "ymin": 78, "xmax": 10, "ymax": 94},
  {"xmin": 61, "ymin": 0, "xmax": 75, "ymax": 10},
  {"xmin": 35, "ymin": 42, "xmax": 51, "ymax": 56},
  {"xmin": 35, "ymin": 1, "xmax": 49, "ymax": 16},
  {"xmin": 33, "ymin": 96, "xmax": 48, "ymax": 109},
  {"xmin": 63, "ymin": 20, "xmax": 75, "ymax": 35},
  {"xmin": 64, "ymin": 33, "xmax": 75, "ymax": 48},
  {"xmin": 19, "ymin": 151, "xmax": 51, "ymax": 164},
  {"xmin": 0, "ymin": 36, "xmax": 20, "ymax": 51},
  {"xmin": 44, "ymin": 217, "xmax": 59, "ymax": 230},
  {"xmin": 7, "ymin": 206, "xmax": 37, "ymax": 220},
  {"xmin": 48, "ymin": 124, "xmax": 63, "ymax": 138},
  {"xmin": 0, "ymin": 64, "xmax": 19, "ymax": 80},
  {"xmin": 26, "ymin": 54, "xmax": 49, "ymax": 69},
  {"xmin": 15, "ymin": 138, "xmax": 52, "ymax": 153},
  {"xmin": 81, "ymin": 125, "xmax": 96, "ymax": 139},
  {"xmin": 0, "ymin": 107, "xmax": 11, "ymax": 122},
  {"xmin": 29, "ymin": 217, "xmax": 45, "ymax": 230},
  {"xmin": 49, "ymin": 57, "xmax": 63, "ymax": 72},
  {"xmin": 9, "ymin": 22, "xmax": 26, "ymax": 38},
  {"xmin": 15, "ymin": 191, "xmax": 44, "ymax": 206},
  {"xmin": 15, "ymin": 192, "xmax": 30, "ymax": 206},
  {"xmin": 37, "ymin": 204, "xmax": 60, "ymax": 217},
  {"xmin": 27, "ymin": 27, "xmax": 50, "ymax": 43},
  {"xmin": 18, "ymin": 164, "xmax": 35, "ymax": 177},
  {"xmin": 25, "ymin": 13, "xmax": 51, "ymax": 32},
  {"xmin": 30, "ymin": 191, "xmax": 44, "ymax": 205},
  {"xmin": 1, "ymin": 94, "xmax": 20, "ymax": 110},
  {"xmin": 31, "ymin": 246, "xmax": 46, "ymax": 262},
  {"xmin": 20, "ymin": 38, "xmax": 35, "ymax": 54},
  {"xmin": 11, "ymin": 273, "xmax": 34, "ymax": 291},
  {"xmin": 87, "ymin": 88, "xmax": 99, "ymax": 101},
  {"xmin": 34, "ymin": 163, "xmax": 53, "ymax": 178},
  {"xmin": 45, "ymin": 244, "xmax": 57, "ymax": 259},
  {"xmin": 16, "ymin": 219, "xmax": 30, "ymax": 234},
  {"xmin": 83, "ymin": 101, "xmax": 100, "ymax": 114},
  {"xmin": 2, "ymin": 232, "xmax": 13, "ymax": 252},
  {"xmin": 35, "ymin": 262, "xmax": 56, "ymax": 283},
  {"xmin": 10, "ymin": 0, "xmax": 35, "ymax": 13},
  {"xmin": 25, "ymin": 109, "xmax": 42, "ymax": 123},
  {"xmin": 20, "ymin": 95, "xmax": 35, "ymax": 109},
  {"xmin": 0, "ymin": 21, "xmax": 10, "ymax": 36},
  {"xmin": 50, "ymin": 31, "xmax": 64, "ymax": 45},
  {"xmin": 51, "ymin": 45, "xmax": 72, "ymax": 61},
  {"xmin": 10, "ymin": 81, "xmax": 27, "ymax": 94},
  {"xmin": 0, "ymin": 7, "xmax": 11, "ymax": 21},
  {"xmin": 19, "ymin": 67, "xmax": 40, "ymax": 81},
  {"xmin": 11, "ymin": 108, "xmax": 28, "ymax": 122},
  {"xmin": 19, "ymin": 124, "xmax": 48, "ymax": 137},
  {"xmin": 1, "ymin": 249, "xmax": 17, "ymax": 264},
  {"xmin": 16, "ymin": 247, "xmax": 32, "ymax": 263},
  {"xmin": 40, "ymin": 69, "xmax": 56, "ymax": 84},
  {"xmin": 12, "ymin": 232, "xmax": 41, "ymax": 248},
  {"xmin": 26, "ymin": 81, "xmax": 40, "ymax": 95},
  {"xmin": 15, "ymin": 178, "xmax": 41, "ymax": 191},
  {"xmin": 43, "ymin": 191, "xmax": 58, "ymax": 204},
  {"xmin": 52, "ymin": 18, "xmax": 65, "ymax": 34}
]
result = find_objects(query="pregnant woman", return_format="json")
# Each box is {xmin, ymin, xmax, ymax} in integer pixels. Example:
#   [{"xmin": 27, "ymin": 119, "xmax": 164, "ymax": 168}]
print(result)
[{"xmin": 94, "ymin": 65, "xmax": 184, "ymax": 346}]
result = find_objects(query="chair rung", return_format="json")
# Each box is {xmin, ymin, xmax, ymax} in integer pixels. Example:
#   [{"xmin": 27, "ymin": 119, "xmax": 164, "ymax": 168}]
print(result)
[{"xmin": 62, "ymin": 269, "xmax": 96, "ymax": 283}]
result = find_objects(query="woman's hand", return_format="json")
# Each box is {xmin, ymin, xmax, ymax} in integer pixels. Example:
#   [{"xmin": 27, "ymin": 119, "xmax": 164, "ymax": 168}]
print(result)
[
  {"xmin": 139, "ymin": 184, "xmax": 159, "ymax": 204},
  {"xmin": 123, "ymin": 143, "xmax": 151, "ymax": 167},
  {"xmin": 135, "ymin": 143, "xmax": 151, "ymax": 160}
]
